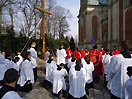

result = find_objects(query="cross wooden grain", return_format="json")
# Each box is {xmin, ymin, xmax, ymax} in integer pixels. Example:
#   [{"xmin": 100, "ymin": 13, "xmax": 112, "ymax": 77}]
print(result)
[{"xmin": 34, "ymin": 0, "xmax": 52, "ymax": 53}]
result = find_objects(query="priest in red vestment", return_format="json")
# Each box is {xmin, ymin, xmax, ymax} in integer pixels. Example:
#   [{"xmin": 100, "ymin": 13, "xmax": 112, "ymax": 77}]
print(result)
[
  {"xmin": 100, "ymin": 47, "xmax": 105, "ymax": 56},
  {"xmin": 73, "ymin": 48, "xmax": 81, "ymax": 60},
  {"xmin": 89, "ymin": 45, "xmax": 104, "ymax": 83},
  {"xmin": 66, "ymin": 46, "xmax": 72, "ymax": 63},
  {"xmin": 80, "ymin": 49, "xmax": 86, "ymax": 58}
]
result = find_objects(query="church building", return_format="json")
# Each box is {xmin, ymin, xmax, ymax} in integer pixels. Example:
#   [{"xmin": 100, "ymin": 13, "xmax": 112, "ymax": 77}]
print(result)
[
  {"xmin": 78, "ymin": 0, "xmax": 132, "ymax": 49},
  {"xmin": 78, "ymin": 0, "xmax": 108, "ymax": 49},
  {"xmin": 108, "ymin": 0, "xmax": 132, "ymax": 48}
]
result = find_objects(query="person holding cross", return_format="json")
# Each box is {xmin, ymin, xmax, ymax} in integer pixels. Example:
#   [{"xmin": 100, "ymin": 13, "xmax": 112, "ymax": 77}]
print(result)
[{"xmin": 29, "ymin": 42, "xmax": 38, "ymax": 82}]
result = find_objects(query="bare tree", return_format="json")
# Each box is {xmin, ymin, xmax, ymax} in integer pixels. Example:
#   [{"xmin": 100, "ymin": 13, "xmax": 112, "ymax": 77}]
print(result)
[
  {"xmin": 0, "ymin": 0, "xmax": 72, "ymax": 39},
  {"xmin": 0, "ymin": 0, "xmax": 9, "ymax": 9},
  {"xmin": 45, "ymin": 0, "xmax": 56, "ymax": 35},
  {"xmin": 0, "ymin": 0, "xmax": 21, "ymax": 33},
  {"xmin": 19, "ymin": 0, "xmax": 41, "ymax": 36},
  {"xmin": 51, "ymin": 6, "xmax": 72, "ymax": 38}
]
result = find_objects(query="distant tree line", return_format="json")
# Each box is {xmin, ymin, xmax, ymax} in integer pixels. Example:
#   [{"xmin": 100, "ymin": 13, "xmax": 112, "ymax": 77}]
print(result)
[
  {"xmin": 0, "ymin": 0, "xmax": 76, "ymax": 56},
  {"xmin": 0, "ymin": 25, "xmax": 76, "ymax": 57},
  {"xmin": 0, "ymin": 0, "xmax": 72, "ymax": 38}
]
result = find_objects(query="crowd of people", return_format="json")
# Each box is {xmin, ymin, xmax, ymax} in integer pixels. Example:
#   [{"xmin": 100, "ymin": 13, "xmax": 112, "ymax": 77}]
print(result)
[
  {"xmin": 45, "ymin": 41, "xmax": 132, "ymax": 99},
  {"xmin": 0, "ymin": 41, "xmax": 132, "ymax": 99},
  {"xmin": 0, "ymin": 42, "xmax": 38, "ymax": 99}
]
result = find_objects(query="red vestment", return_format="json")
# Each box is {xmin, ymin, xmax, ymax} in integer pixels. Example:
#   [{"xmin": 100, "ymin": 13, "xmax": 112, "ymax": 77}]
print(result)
[
  {"xmin": 112, "ymin": 49, "xmax": 120, "ymax": 55},
  {"xmin": 85, "ymin": 49, "xmax": 89, "ymax": 53},
  {"xmin": 73, "ymin": 50, "xmax": 81, "ymax": 60},
  {"xmin": 102, "ymin": 50, "xmax": 105, "ymax": 55},
  {"xmin": 80, "ymin": 49, "xmax": 86, "ymax": 58},
  {"xmin": 66, "ymin": 48, "xmax": 72, "ymax": 59},
  {"xmin": 89, "ymin": 49, "xmax": 104, "ymax": 77}
]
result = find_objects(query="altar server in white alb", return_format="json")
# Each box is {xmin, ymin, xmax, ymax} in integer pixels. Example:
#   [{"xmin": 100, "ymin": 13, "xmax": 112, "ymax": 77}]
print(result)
[
  {"xmin": 13, "ymin": 57, "xmax": 20, "ymax": 72},
  {"xmin": 44, "ymin": 47, "xmax": 51, "ymax": 61},
  {"xmin": 107, "ymin": 41, "xmax": 132, "ymax": 99},
  {"xmin": 45, "ymin": 55, "xmax": 57, "ymax": 83},
  {"xmin": 0, "ymin": 68, "xmax": 21, "ymax": 99},
  {"xmin": 52, "ymin": 63, "xmax": 67, "ymax": 97},
  {"xmin": 4, "ymin": 54, "xmax": 16, "ymax": 69},
  {"xmin": 103, "ymin": 49, "xmax": 111, "ymax": 87},
  {"xmin": 68, "ymin": 59, "xmax": 87, "ymax": 99},
  {"xmin": 17, "ymin": 52, "xmax": 23, "ymax": 66},
  {"xmin": 125, "ymin": 66, "xmax": 132, "ymax": 99},
  {"xmin": 67, "ymin": 55, "xmax": 76, "ymax": 69},
  {"xmin": 29, "ymin": 42, "xmax": 38, "ymax": 82},
  {"xmin": 56, "ymin": 44, "xmax": 67, "ymax": 65},
  {"xmin": 83, "ymin": 55, "xmax": 94, "ymax": 90},
  {"xmin": 0, "ymin": 53, "xmax": 7, "ymax": 85},
  {"xmin": 17, "ymin": 52, "xmax": 34, "ymax": 92}
]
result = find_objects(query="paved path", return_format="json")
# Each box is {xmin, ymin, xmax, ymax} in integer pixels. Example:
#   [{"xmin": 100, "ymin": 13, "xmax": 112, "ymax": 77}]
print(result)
[{"xmin": 19, "ymin": 58, "xmax": 110, "ymax": 99}]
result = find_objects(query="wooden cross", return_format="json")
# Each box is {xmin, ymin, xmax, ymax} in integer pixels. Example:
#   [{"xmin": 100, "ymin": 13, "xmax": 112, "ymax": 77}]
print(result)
[{"xmin": 34, "ymin": 0, "xmax": 52, "ymax": 54}]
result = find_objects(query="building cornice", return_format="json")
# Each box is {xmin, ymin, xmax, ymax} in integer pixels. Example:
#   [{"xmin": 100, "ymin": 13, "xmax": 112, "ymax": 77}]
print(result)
[{"xmin": 78, "ymin": 4, "xmax": 108, "ymax": 18}]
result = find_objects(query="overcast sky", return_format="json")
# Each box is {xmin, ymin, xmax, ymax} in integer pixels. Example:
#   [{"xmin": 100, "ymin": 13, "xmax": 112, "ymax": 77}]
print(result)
[{"xmin": 56, "ymin": 0, "xmax": 80, "ymax": 39}]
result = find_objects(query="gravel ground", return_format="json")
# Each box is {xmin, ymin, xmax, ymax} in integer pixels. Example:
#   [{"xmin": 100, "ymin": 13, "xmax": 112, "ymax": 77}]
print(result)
[{"xmin": 19, "ymin": 58, "xmax": 111, "ymax": 99}]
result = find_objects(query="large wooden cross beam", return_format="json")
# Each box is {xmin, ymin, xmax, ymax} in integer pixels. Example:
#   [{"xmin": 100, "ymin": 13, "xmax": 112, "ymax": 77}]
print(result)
[{"xmin": 34, "ymin": 0, "xmax": 52, "ymax": 54}]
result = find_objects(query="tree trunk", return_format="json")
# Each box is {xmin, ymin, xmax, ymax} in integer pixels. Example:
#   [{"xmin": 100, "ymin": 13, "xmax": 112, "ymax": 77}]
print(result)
[
  {"xmin": 9, "ymin": 8, "xmax": 14, "ymax": 27},
  {"xmin": 0, "ymin": 7, "xmax": 2, "ymax": 31}
]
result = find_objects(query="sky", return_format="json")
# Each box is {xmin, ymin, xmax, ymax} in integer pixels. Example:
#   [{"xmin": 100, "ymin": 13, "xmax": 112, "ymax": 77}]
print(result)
[{"xmin": 56, "ymin": 0, "xmax": 80, "ymax": 40}]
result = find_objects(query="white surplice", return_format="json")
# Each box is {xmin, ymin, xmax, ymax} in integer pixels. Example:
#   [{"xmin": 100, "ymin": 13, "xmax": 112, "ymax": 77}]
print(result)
[
  {"xmin": 103, "ymin": 54, "xmax": 112, "ymax": 75},
  {"xmin": 56, "ymin": 49, "xmax": 67, "ymax": 65},
  {"xmin": 45, "ymin": 61, "xmax": 57, "ymax": 83},
  {"xmin": 86, "ymin": 62, "xmax": 94, "ymax": 83},
  {"xmin": 4, "ymin": 59, "xmax": 14, "ymax": 69},
  {"xmin": 125, "ymin": 77, "xmax": 132, "ymax": 99},
  {"xmin": 82, "ymin": 59, "xmax": 94, "ymax": 83},
  {"xmin": 2, "ymin": 91, "xmax": 21, "ymax": 99},
  {"xmin": 29, "ymin": 47, "xmax": 37, "ymax": 58},
  {"xmin": 30, "ymin": 57, "xmax": 37, "ymax": 68},
  {"xmin": 29, "ymin": 47, "xmax": 37, "ymax": 68},
  {"xmin": 44, "ymin": 51, "xmax": 50, "ymax": 61},
  {"xmin": 0, "ymin": 54, "xmax": 7, "ymax": 81},
  {"xmin": 120, "ymin": 59, "xmax": 132, "ymax": 99},
  {"xmin": 107, "ymin": 54, "xmax": 132, "ymax": 98},
  {"xmin": 13, "ymin": 62, "xmax": 19, "ymax": 72},
  {"xmin": 17, "ymin": 55, "xmax": 23, "ymax": 66},
  {"xmin": 17, "ymin": 59, "xmax": 34, "ymax": 86},
  {"xmin": 67, "ymin": 60, "xmax": 76, "ymax": 69},
  {"xmin": 69, "ymin": 68, "xmax": 86, "ymax": 98},
  {"xmin": 52, "ymin": 68, "xmax": 67, "ymax": 94},
  {"xmin": 106, "ymin": 54, "xmax": 122, "ymax": 90}
]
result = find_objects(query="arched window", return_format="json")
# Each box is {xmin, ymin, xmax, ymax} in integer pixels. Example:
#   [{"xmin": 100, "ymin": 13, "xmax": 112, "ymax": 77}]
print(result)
[{"xmin": 92, "ymin": 15, "xmax": 98, "ymax": 41}]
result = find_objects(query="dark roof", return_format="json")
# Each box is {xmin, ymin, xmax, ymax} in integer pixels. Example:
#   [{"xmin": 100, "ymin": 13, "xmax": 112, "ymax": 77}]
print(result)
[{"xmin": 98, "ymin": 0, "xmax": 108, "ymax": 5}]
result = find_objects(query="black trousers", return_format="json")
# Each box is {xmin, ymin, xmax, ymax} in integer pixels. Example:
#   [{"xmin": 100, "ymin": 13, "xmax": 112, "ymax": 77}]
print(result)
[
  {"xmin": 16, "ymin": 81, "xmax": 32, "ymax": 92},
  {"xmin": 86, "ymin": 82, "xmax": 94, "ymax": 89},
  {"xmin": 43, "ymin": 80, "xmax": 52, "ymax": 90},
  {"xmin": 93, "ymin": 76, "xmax": 100, "ymax": 83},
  {"xmin": 111, "ymin": 93, "xmax": 121, "ymax": 99},
  {"xmin": 52, "ymin": 91, "xmax": 61, "ymax": 97},
  {"xmin": 52, "ymin": 90, "xmax": 67, "ymax": 97},
  {"xmin": 64, "ymin": 63, "xmax": 69, "ymax": 73},
  {"xmin": 33, "ymin": 67, "xmax": 38, "ymax": 82},
  {"xmin": 104, "ymin": 74, "xmax": 108, "ymax": 87}
]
